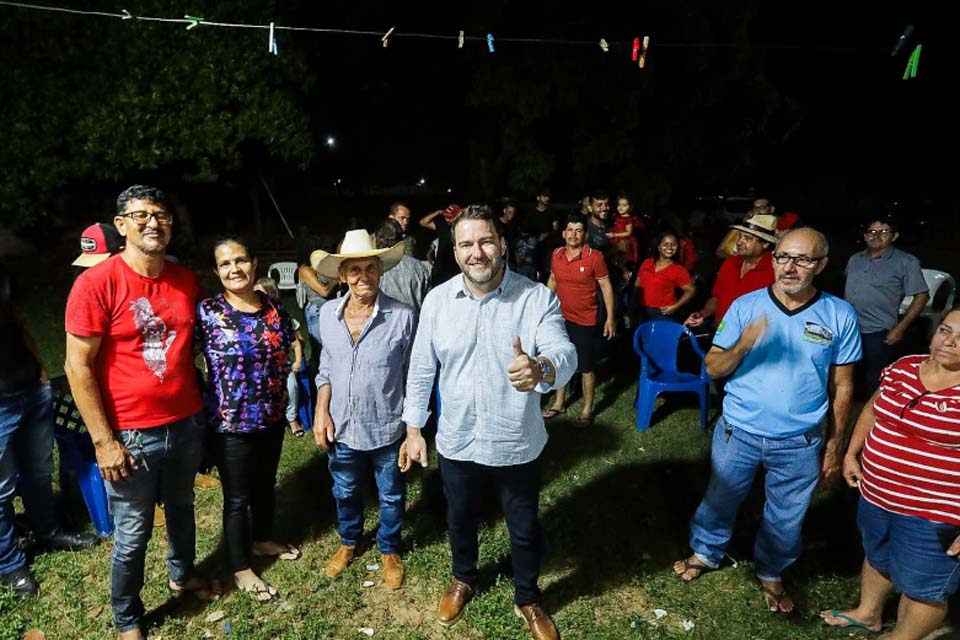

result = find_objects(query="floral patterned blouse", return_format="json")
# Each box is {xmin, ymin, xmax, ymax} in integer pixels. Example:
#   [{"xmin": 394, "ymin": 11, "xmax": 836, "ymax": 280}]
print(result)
[{"xmin": 195, "ymin": 292, "xmax": 294, "ymax": 434}]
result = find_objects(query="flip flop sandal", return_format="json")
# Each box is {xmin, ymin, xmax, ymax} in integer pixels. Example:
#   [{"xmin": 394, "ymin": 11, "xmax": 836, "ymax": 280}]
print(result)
[
  {"xmin": 541, "ymin": 408, "xmax": 563, "ymax": 419},
  {"xmin": 823, "ymin": 610, "xmax": 881, "ymax": 633},
  {"xmin": 241, "ymin": 580, "xmax": 278, "ymax": 603},
  {"xmin": 675, "ymin": 557, "xmax": 716, "ymax": 582},
  {"xmin": 575, "ymin": 415, "xmax": 594, "ymax": 428},
  {"xmin": 168, "ymin": 574, "xmax": 222, "ymax": 601},
  {"xmin": 761, "ymin": 585, "xmax": 795, "ymax": 614}
]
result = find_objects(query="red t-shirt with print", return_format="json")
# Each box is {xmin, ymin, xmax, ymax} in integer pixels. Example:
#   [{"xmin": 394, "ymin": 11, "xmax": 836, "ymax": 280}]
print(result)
[{"xmin": 65, "ymin": 255, "xmax": 203, "ymax": 430}]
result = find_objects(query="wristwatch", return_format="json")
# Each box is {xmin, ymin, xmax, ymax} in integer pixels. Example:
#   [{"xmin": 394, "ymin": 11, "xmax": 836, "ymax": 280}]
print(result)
[{"xmin": 536, "ymin": 356, "xmax": 552, "ymax": 381}]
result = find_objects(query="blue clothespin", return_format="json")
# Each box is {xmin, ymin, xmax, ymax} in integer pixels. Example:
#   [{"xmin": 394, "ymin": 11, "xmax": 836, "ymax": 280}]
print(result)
[
  {"xmin": 486, "ymin": 33, "xmax": 495, "ymax": 53},
  {"xmin": 268, "ymin": 22, "xmax": 278, "ymax": 55}
]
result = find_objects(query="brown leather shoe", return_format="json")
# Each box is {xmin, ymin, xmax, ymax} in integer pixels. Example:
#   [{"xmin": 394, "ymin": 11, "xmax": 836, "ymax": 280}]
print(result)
[
  {"xmin": 515, "ymin": 603, "xmax": 560, "ymax": 640},
  {"xmin": 324, "ymin": 545, "xmax": 356, "ymax": 579},
  {"xmin": 382, "ymin": 553, "xmax": 404, "ymax": 590},
  {"xmin": 437, "ymin": 579, "xmax": 474, "ymax": 627}
]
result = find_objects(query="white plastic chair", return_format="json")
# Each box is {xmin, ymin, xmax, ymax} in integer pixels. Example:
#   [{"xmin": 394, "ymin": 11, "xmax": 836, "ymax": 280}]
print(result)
[
  {"xmin": 899, "ymin": 268, "xmax": 956, "ymax": 338},
  {"xmin": 267, "ymin": 262, "xmax": 298, "ymax": 291}
]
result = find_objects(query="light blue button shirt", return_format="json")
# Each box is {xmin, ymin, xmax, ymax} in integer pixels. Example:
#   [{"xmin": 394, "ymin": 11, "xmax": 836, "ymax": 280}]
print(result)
[
  {"xmin": 402, "ymin": 268, "xmax": 577, "ymax": 466},
  {"xmin": 316, "ymin": 292, "xmax": 414, "ymax": 451}
]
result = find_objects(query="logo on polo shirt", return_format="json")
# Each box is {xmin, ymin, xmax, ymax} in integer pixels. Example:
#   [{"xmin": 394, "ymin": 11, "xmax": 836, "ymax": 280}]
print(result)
[
  {"xmin": 803, "ymin": 321, "xmax": 833, "ymax": 345},
  {"xmin": 716, "ymin": 319, "xmax": 726, "ymax": 335}
]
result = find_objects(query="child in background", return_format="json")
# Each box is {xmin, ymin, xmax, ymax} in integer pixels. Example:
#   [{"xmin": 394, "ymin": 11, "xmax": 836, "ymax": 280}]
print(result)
[
  {"xmin": 254, "ymin": 277, "xmax": 306, "ymax": 437},
  {"xmin": 606, "ymin": 194, "xmax": 644, "ymax": 287}
]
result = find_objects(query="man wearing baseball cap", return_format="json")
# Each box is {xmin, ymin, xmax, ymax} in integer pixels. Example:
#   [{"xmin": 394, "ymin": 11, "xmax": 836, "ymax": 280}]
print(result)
[{"xmin": 73, "ymin": 223, "xmax": 124, "ymax": 268}]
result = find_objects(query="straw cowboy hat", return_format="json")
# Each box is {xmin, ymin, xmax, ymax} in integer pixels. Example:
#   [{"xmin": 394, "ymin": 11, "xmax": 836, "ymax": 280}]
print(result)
[
  {"xmin": 730, "ymin": 214, "xmax": 778, "ymax": 244},
  {"xmin": 310, "ymin": 229, "xmax": 405, "ymax": 279}
]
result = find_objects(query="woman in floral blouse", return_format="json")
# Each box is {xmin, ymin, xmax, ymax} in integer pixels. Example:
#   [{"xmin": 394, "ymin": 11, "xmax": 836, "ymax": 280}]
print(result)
[{"xmin": 195, "ymin": 237, "xmax": 299, "ymax": 602}]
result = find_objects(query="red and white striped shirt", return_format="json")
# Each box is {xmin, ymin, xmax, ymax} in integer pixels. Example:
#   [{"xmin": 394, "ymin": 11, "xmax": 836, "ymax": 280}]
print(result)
[{"xmin": 860, "ymin": 355, "xmax": 960, "ymax": 526}]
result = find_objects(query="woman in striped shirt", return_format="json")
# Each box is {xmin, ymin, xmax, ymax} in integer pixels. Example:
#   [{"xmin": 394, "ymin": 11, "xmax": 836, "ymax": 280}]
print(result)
[{"xmin": 822, "ymin": 306, "xmax": 960, "ymax": 637}]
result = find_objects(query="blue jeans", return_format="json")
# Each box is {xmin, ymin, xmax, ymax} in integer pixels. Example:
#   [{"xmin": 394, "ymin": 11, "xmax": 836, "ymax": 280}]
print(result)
[
  {"xmin": 689, "ymin": 416, "xmax": 822, "ymax": 582},
  {"xmin": 327, "ymin": 439, "xmax": 405, "ymax": 554},
  {"xmin": 304, "ymin": 302, "xmax": 323, "ymax": 373},
  {"xmin": 105, "ymin": 413, "xmax": 204, "ymax": 632},
  {"xmin": 0, "ymin": 381, "xmax": 58, "ymax": 575},
  {"xmin": 285, "ymin": 372, "xmax": 298, "ymax": 423}
]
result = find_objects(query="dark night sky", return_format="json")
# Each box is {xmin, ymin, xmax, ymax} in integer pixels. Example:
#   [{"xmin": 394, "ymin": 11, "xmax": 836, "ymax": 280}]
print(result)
[{"xmin": 282, "ymin": 1, "xmax": 949, "ymax": 208}]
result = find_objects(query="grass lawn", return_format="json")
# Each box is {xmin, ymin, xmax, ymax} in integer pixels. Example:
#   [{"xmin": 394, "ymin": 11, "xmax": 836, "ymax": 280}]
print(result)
[{"xmin": 2, "ymin": 278, "xmax": 952, "ymax": 640}]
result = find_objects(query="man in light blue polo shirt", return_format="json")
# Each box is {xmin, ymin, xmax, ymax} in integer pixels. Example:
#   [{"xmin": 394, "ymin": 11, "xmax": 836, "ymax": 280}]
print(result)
[
  {"xmin": 673, "ymin": 228, "xmax": 861, "ymax": 615},
  {"xmin": 844, "ymin": 216, "xmax": 928, "ymax": 395}
]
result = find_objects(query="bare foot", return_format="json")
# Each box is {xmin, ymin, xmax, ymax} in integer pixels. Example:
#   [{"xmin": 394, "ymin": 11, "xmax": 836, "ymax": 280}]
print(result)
[
  {"xmin": 117, "ymin": 629, "xmax": 144, "ymax": 640},
  {"xmin": 253, "ymin": 540, "xmax": 302, "ymax": 561},
  {"xmin": 235, "ymin": 569, "xmax": 278, "ymax": 602},
  {"xmin": 819, "ymin": 608, "xmax": 882, "ymax": 632},
  {"xmin": 672, "ymin": 555, "xmax": 715, "ymax": 582},
  {"xmin": 760, "ymin": 579, "xmax": 794, "ymax": 613}
]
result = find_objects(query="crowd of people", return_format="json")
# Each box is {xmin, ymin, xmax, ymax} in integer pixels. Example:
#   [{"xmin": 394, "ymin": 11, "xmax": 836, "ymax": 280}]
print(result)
[{"xmin": 0, "ymin": 183, "xmax": 957, "ymax": 640}]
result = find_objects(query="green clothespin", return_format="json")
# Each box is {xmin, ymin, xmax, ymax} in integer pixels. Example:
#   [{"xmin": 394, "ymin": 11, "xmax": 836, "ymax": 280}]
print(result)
[
  {"xmin": 902, "ymin": 44, "xmax": 921, "ymax": 80},
  {"xmin": 184, "ymin": 14, "xmax": 204, "ymax": 30}
]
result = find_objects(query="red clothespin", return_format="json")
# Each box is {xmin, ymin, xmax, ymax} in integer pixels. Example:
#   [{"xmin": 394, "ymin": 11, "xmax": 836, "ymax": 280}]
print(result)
[{"xmin": 632, "ymin": 37, "xmax": 640, "ymax": 62}]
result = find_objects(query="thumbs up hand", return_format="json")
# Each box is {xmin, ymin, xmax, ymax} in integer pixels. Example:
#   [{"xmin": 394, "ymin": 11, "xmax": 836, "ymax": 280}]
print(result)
[{"xmin": 507, "ymin": 336, "xmax": 540, "ymax": 393}]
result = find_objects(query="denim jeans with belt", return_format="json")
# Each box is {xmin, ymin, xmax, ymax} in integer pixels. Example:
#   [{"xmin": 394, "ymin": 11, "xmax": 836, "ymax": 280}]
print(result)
[
  {"xmin": 327, "ymin": 439, "xmax": 405, "ymax": 554},
  {"xmin": 105, "ymin": 412, "xmax": 204, "ymax": 632},
  {"xmin": 0, "ymin": 381, "xmax": 58, "ymax": 576},
  {"xmin": 688, "ymin": 415, "xmax": 822, "ymax": 582}
]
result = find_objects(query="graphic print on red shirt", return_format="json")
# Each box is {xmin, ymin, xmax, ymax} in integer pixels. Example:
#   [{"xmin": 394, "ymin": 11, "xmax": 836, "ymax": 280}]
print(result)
[{"xmin": 65, "ymin": 255, "xmax": 203, "ymax": 430}]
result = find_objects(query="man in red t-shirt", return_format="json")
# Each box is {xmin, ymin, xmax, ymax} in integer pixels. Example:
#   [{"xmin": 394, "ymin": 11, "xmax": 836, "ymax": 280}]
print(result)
[
  {"xmin": 64, "ymin": 186, "xmax": 218, "ymax": 639},
  {"xmin": 544, "ymin": 213, "xmax": 616, "ymax": 426},
  {"xmin": 685, "ymin": 215, "xmax": 777, "ymax": 330}
]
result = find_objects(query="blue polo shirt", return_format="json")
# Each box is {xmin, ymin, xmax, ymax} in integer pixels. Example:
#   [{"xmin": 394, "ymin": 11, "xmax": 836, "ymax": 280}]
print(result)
[
  {"xmin": 844, "ymin": 247, "xmax": 927, "ymax": 334},
  {"xmin": 714, "ymin": 287, "xmax": 861, "ymax": 437}
]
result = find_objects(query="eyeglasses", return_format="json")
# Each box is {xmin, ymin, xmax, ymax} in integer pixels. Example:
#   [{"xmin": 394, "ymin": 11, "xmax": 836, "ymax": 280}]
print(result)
[
  {"xmin": 864, "ymin": 229, "xmax": 893, "ymax": 237},
  {"xmin": 772, "ymin": 253, "xmax": 825, "ymax": 268},
  {"xmin": 121, "ymin": 210, "xmax": 174, "ymax": 225}
]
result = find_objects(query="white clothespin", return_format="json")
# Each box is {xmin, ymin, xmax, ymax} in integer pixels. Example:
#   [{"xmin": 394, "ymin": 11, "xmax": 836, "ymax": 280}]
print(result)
[
  {"xmin": 382, "ymin": 26, "xmax": 395, "ymax": 48},
  {"xmin": 268, "ymin": 22, "xmax": 278, "ymax": 55},
  {"xmin": 458, "ymin": 30, "xmax": 464, "ymax": 49},
  {"xmin": 639, "ymin": 35, "xmax": 650, "ymax": 68},
  {"xmin": 599, "ymin": 38, "xmax": 609, "ymax": 52},
  {"xmin": 121, "ymin": 9, "xmax": 133, "ymax": 20}
]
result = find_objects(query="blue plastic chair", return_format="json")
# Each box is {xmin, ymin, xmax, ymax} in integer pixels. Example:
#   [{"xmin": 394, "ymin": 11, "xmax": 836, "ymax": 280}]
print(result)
[
  {"xmin": 632, "ymin": 321, "xmax": 710, "ymax": 432},
  {"xmin": 49, "ymin": 377, "xmax": 114, "ymax": 537}
]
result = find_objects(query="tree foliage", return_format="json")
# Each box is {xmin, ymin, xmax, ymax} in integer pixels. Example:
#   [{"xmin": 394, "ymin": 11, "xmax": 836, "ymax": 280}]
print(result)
[{"xmin": 0, "ymin": 1, "xmax": 315, "ymax": 228}]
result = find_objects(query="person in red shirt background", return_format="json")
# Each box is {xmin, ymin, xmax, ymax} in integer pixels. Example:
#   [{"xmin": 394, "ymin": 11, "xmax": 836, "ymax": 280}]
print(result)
[
  {"xmin": 685, "ymin": 215, "xmax": 777, "ymax": 330},
  {"xmin": 544, "ymin": 213, "xmax": 616, "ymax": 427},
  {"xmin": 636, "ymin": 232, "xmax": 697, "ymax": 322}
]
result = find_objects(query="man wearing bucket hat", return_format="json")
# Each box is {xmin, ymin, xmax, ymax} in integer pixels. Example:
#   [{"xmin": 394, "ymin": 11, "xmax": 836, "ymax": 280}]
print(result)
[
  {"xmin": 310, "ymin": 230, "xmax": 415, "ymax": 590},
  {"xmin": 399, "ymin": 204, "xmax": 577, "ymax": 640},
  {"xmin": 685, "ymin": 214, "xmax": 778, "ymax": 330}
]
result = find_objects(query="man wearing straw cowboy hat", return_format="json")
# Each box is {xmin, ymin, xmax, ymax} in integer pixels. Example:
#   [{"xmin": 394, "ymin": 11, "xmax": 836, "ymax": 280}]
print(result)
[
  {"xmin": 310, "ymin": 229, "xmax": 415, "ymax": 590},
  {"xmin": 685, "ymin": 214, "xmax": 779, "ymax": 331},
  {"xmin": 399, "ymin": 204, "xmax": 576, "ymax": 640}
]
